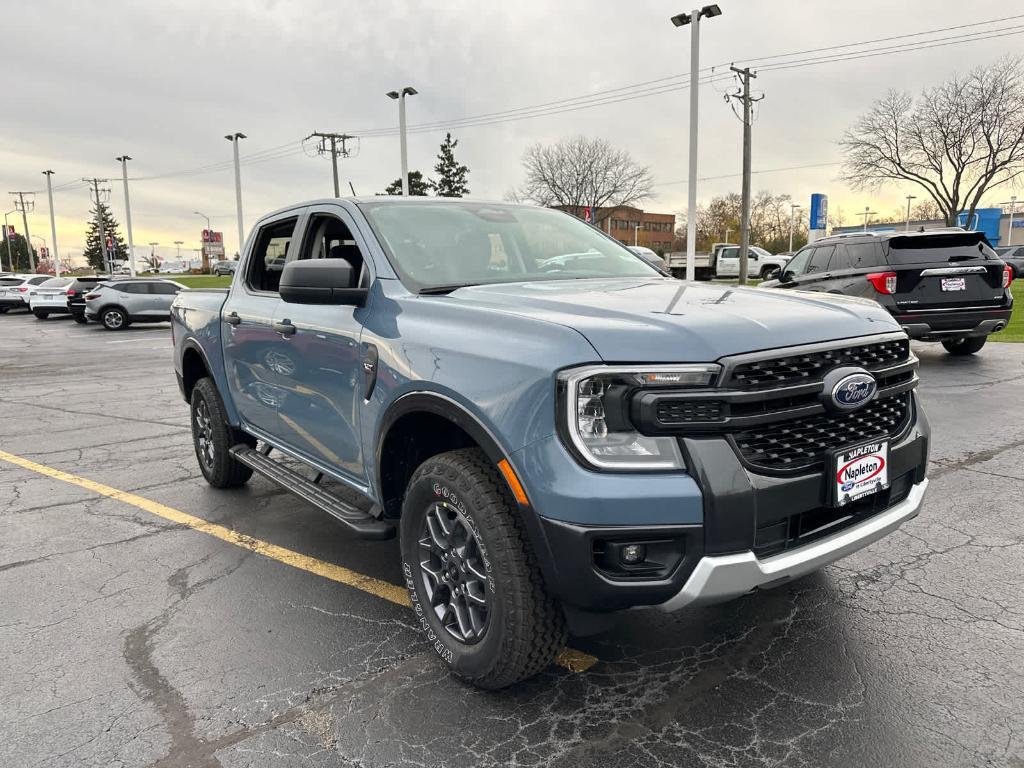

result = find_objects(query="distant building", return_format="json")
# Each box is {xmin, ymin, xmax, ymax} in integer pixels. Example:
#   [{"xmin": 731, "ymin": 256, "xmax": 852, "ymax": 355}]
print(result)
[{"xmin": 555, "ymin": 205, "xmax": 677, "ymax": 253}]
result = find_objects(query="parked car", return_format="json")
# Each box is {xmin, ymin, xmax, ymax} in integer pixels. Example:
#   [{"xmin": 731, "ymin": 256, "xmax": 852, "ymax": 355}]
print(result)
[
  {"xmin": 0, "ymin": 274, "xmax": 51, "ymax": 313},
  {"xmin": 67, "ymin": 276, "xmax": 110, "ymax": 324},
  {"xmin": 172, "ymin": 198, "xmax": 930, "ymax": 689},
  {"xmin": 28, "ymin": 276, "xmax": 74, "ymax": 319},
  {"xmin": 994, "ymin": 245, "xmax": 1024, "ymax": 280},
  {"xmin": 666, "ymin": 243, "xmax": 788, "ymax": 280},
  {"xmin": 761, "ymin": 229, "xmax": 1013, "ymax": 355},
  {"xmin": 212, "ymin": 260, "xmax": 238, "ymax": 275},
  {"xmin": 627, "ymin": 246, "xmax": 667, "ymax": 270},
  {"xmin": 84, "ymin": 278, "xmax": 186, "ymax": 330}
]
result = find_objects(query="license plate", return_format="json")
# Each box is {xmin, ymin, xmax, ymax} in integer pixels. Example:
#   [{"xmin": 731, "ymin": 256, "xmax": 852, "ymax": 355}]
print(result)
[
  {"xmin": 833, "ymin": 440, "xmax": 889, "ymax": 507},
  {"xmin": 941, "ymin": 277, "xmax": 967, "ymax": 291}
]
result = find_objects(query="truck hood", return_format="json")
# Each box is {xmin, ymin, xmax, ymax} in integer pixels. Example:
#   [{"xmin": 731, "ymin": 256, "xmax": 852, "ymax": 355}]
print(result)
[{"xmin": 441, "ymin": 278, "xmax": 898, "ymax": 362}]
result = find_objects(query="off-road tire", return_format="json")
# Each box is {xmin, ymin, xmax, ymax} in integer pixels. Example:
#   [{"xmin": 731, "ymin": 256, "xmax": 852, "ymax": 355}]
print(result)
[
  {"xmin": 190, "ymin": 377, "xmax": 253, "ymax": 488},
  {"xmin": 400, "ymin": 448, "xmax": 566, "ymax": 689},
  {"xmin": 101, "ymin": 307, "xmax": 129, "ymax": 331},
  {"xmin": 942, "ymin": 336, "xmax": 987, "ymax": 355},
  {"xmin": 33, "ymin": 310, "xmax": 49, "ymax": 320}
]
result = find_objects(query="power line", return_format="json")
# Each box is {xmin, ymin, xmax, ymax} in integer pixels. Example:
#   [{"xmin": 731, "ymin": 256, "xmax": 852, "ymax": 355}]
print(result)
[{"xmin": 652, "ymin": 161, "xmax": 842, "ymax": 187}]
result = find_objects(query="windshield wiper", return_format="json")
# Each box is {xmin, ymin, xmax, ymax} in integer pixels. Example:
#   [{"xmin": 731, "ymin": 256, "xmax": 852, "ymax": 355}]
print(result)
[{"xmin": 418, "ymin": 283, "xmax": 483, "ymax": 295}]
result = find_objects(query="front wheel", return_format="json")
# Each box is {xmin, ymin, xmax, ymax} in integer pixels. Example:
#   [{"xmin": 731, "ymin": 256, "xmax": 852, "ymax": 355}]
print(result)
[
  {"xmin": 942, "ymin": 336, "xmax": 987, "ymax": 355},
  {"xmin": 400, "ymin": 448, "xmax": 566, "ymax": 689},
  {"xmin": 760, "ymin": 266, "xmax": 781, "ymax": 280},
  {"xmin": 190, "ymin": 378, "xmax": 253, "ymax": 488}
]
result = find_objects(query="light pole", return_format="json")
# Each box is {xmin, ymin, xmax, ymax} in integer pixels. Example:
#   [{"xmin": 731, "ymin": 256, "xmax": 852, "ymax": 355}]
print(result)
[
  {"xmin": 789, "ymin": 204, "xmax": 802, "ymax": 252},
  {"xmin": 116, "ymin": 156, "xmax": 137, "ymax": 276},
  {"xmin": 671, "ymin": 4, "xmax": 722, "ymax": 282},
  {"xmin": 42, "ymin": 171, "xmax": 60, "ymax": 278},
  {"xmin": 386, "ymin": 87, "xmax": 418, "ymax": 195},
  {"xmin": 148, "ymin": 242, "xmax": 159, "ymax": 271},
  {"xmin": 861, "ymin": 207, "xmax": 877, "ymax": 232},
  {"xmin": 2, "ymin": 208, "xmax": 15, "ymax": 272},
  {"xmin": 174, "ymin": 240, "xmax": 184, "ymax": 267},
  {"xmin": 905, "ymin": 194, "xmax": 917, "ymax": 232},
  {"xmin": 224, "ymin": 132, "xmax": 246, "ymax": 261},
  {"xmin": 1002, "ymin": 196, "xmax": 1018, "ymax": 246}
]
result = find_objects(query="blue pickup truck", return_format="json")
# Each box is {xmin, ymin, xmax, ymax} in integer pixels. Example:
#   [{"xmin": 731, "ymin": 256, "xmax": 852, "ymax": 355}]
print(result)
[{"xmin": 172, "ymin": 198, "xmax": 930, "ymax": 688}]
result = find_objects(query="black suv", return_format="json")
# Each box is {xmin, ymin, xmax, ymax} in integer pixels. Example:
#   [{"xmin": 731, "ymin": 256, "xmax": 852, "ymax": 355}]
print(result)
[
  {"xmin": 67, "ymin": 276, "xmax": 109, "ymax": 324},
  {"xmin": 763, "ymin": 230, "xmax": 1013, "ymax": 355}
]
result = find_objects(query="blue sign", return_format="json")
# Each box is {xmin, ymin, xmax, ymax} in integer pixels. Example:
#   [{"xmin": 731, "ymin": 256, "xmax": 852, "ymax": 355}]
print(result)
[
  {"xmin": 1013, "ymin": 219, "xmax": 1024, "ymax": 228},
  {"xmin": 809, "ymin": 193, "xmax": 828, "ymax": 230}
]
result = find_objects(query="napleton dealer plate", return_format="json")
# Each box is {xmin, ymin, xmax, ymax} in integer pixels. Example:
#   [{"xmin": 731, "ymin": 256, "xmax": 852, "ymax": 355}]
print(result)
[{"xmin": 833, "ymin": 440, "xmax": 889, "ymax": 506}]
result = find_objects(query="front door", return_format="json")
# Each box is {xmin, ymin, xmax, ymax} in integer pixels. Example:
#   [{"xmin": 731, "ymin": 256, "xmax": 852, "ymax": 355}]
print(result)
[
  {"xmin": 273, "ymin": 205, "xmax": 370, "ymax": 484},
  {"xmin": 222, "ymin": 215, "xmax": 301, "ymax": 436}
]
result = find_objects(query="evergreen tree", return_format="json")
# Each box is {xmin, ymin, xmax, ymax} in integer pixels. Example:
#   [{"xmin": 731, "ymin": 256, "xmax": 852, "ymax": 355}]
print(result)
[
  {"xmin": 1, "ymin": 233, "xmax": 37, "ymax": 273},
  {"xmin": 82, "ymin": 202, "xmax": 128, "ymax": 272},
  {"xmin": 384, "ymin": 171, "xmax": 432, "ymax": 196},
  {"xmin": 433, "ymin": 133, "xmax": 469, "ymax": 197}
]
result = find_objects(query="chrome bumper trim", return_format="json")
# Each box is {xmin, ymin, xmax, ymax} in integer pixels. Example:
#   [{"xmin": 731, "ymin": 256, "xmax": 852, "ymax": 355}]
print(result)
[{"xmin": 657, "ymin": 479, "xmax": 928, "ymax": 612}]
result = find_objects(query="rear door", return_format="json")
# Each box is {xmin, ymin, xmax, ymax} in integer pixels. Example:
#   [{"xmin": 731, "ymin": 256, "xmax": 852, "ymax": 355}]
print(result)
[
  {"xmin": 885, "ymin": 232, "xmax": 1006, "ymax": 312},
  {"xmin": 221, "ymin": 213, "xmax": 303, "ymax": 437}
]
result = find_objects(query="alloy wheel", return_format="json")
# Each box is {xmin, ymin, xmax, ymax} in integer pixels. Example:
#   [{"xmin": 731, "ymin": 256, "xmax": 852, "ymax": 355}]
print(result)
[
  {"xmin": 418, "ymin": 501, "xmax": 490, "ymax": 644},
  {"xmin": 193, "ymin": 398, "xmax": 215, "ymax": 468}
]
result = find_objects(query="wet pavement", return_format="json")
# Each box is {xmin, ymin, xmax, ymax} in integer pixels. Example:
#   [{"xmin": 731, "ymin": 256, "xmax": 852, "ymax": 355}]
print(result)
[{"xmin": 1, "ymin": 311, "xmax": 1022, "ymax": 768}]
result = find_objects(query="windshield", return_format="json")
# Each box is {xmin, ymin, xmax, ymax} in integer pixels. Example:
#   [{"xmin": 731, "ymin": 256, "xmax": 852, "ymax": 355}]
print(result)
[{"xmin": 359, "ymin": 201, "xmax": 659, "ymax": 292}]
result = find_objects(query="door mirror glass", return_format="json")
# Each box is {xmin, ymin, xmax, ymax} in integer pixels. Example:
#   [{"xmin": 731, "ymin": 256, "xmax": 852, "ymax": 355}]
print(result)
[
  {"xmin": 279, "ymin": 258, "xmax": 367, "ymax": 305},
  {"xmin": 779, "ymin": 270, "xmax": 794, "ymax": 283}
]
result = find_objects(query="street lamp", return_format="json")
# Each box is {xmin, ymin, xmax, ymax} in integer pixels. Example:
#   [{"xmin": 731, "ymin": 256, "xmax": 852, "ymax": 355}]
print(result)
[
  {"xmin": 174, "ymin": 240, "xmax": 184, "ymax": 268},
  {"xmin": 386, "ymin": 86, "xmax": 418, "ymax": 196},
  {"xmin": 2, "ymin": 209, "xmax": 15, "ymax": 272},
  {"xmin": 861, "ymin": 207, "xmax": 878, "ymax": 231},
  {"xmin": 905, "ymin": 194, "xmax": 917, "ymax": 232},
  {"xmin": 1002, "ymin": 196, "xmax": 1018, "ymax": 246},
  {"xmin": 671, "ymin": 5, "xmax": 722, "ymax": 281},
  {"xmin": 224, "ymin": 132, "xmax": 246, "ymax": 258},
  {"xmin": 788, "ymin": 204, "xmax": 802, "ymax": 252},
  {"xmin": 116, "ymin": 156, "xmax": 137, "ymax": 276}
]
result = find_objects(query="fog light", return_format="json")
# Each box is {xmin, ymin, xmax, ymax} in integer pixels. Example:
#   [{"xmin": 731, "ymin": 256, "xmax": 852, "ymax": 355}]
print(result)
[{"xmin": 620, "ymin": 544, "xmax": 646, "ymax": 565}]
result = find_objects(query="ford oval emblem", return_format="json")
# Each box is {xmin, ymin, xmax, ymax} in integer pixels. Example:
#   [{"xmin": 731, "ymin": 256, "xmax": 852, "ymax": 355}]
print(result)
[{"xmin": 831, "ymin": 373, "xmax": 877, "ymax": 410}]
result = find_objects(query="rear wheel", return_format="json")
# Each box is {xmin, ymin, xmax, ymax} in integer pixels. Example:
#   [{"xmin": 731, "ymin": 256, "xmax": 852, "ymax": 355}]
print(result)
[
  {"xmin": 72, "ymin": 313, "xmax": 88, "ymax": 324},
  {"xmin": 101, "ymin": 307, "xmax": 128, "ymax": 331},
  {"xmin": 942, "ymin": 336, "xmax": 987, "ymax": 355},
  {"xmin": 400, "ymin": 448, "xmax": 566, "ymax": 689},
  {"xmin": 33, "ymin": 310, "xmax": 49, "ymax": 320},
  {"xmin": 190, "ymin": 377, "xmax": 253, "ymax": 488},
  {"xmin": 0, "ymin": 307, "xmax": 8, "ymax": 314}
]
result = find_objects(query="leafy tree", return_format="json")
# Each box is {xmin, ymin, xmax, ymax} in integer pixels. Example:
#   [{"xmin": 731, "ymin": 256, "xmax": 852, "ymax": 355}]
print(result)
[
  {"xmin": 518, "ymin": 136, "xmax": 653, "ymax": 228},
  {"xmin": 840, "ymin": 57, "xmax": 1024, "ymax": 226},
  {"xmin": 82, "ymin": 202, "xmax": 128, "ymax": 272},
  {"xmin": 1, "ymin": 232, "xmax": 37, "ymax": 272},
  {"xmin": 675, "ymin": 191, "xmax": 807, "ymax": 253},
  {"xmin": 384, "ymin": 171, "xmax": 432, "ymax": 196},
  {"xmin": 433, "ymin": 133, "xmax": 470, "ymax": 197}
]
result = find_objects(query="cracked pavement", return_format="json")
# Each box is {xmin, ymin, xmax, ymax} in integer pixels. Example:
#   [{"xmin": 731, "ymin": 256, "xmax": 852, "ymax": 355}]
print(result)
[{"xmin": 1, "ymin": 312, "xmax": 1022, "ymax": 767}]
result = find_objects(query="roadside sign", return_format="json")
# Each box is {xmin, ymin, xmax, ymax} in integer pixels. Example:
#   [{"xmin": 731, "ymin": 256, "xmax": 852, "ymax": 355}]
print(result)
[
  {"xmin": 39, "ymin": 246, "xmax": 48, "ymax": 259},
  {"xmin": 809, "ymin": 193, "xmax": 828, "ymax": 230},
  {"xmin": 202, "ymin": 229, "xmax": 225, "ymax": 257},
  {"xmin": 583, "ymin": 207, "xmax": 592, "ymax": 223},
  {"xmin": 5, "ymin": 225, "xmax": 14, "ymax": 240}
]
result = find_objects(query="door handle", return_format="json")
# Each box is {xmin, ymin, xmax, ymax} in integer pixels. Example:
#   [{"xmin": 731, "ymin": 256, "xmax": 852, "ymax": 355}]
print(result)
[
  {"xmin": 225, "ymin": 311, "xmax": 241, "ymax": 325},
  {"xmin": 273, "ymin": 320, "xmax": 296, "ymax": 336}
]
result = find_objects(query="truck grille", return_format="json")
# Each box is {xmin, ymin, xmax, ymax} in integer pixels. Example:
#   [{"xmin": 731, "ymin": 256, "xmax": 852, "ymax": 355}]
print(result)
[
  {"xmin": 725, "ymin": 338, "xmax": 909, "ymax": 389},
  {"xmin": 733, "ymin": 393, "xmax": 911, "ymax": 471}
]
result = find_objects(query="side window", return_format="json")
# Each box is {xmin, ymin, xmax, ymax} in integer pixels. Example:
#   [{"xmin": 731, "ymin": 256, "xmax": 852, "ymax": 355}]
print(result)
[
  {"xmin": 151, "ymin": 283, "xmax": 180, "ymax": 295},
  {"xmin": 720, "ymin": 247, "xmax": 739, "ymax": 259},
  {"xmin": 806, "ymin": 245, "xmax": 834, "ymax": 274},
  {"xmin": 829, "ymin": 245, "xmax": 854, "ymax": 272},
  {"xmin": 784, "ymin": 248, "xmax": 813, "ymax": 276},
  {"xmin": 299, "ymin": 214, "xmax": 368, "ymax": 288},
  {"xmin": 845, "ymin": 242, "xmax": 885, "ymax": 269},
  {"xmin": 246, "ymin": 218, "xmax": 298, "ymax": 293},
  {"xmin": 122, "ymin": 283, "xmax": 149, "ymax": 294}
]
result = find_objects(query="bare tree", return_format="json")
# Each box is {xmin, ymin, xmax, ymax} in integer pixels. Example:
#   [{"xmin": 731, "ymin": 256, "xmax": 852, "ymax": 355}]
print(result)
[
  {"xmin": 519, "ymin": 136, "xmax": 653, "ymax": 226},
  {"xmin": 840, "ymin": 57, "xmax": 1024, "ymax": 226}
]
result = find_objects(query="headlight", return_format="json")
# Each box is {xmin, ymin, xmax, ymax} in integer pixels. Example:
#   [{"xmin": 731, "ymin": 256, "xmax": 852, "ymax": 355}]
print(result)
[{"xmin": 559, "ymin": 364, "xmax": 719, "ymax": 471}]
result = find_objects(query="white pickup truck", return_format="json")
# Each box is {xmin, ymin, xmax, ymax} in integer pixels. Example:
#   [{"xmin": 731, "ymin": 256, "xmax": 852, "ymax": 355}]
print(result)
[{"xmin": 666, "ymin": 243, "xmax": 789, "ymax": 281}]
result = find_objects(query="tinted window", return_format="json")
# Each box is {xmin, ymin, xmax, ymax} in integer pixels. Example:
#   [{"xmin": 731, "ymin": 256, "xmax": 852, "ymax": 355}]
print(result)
[
  {"xmin": 247, "ymin": 218, "xmax": 298, "ymax": 293},
  {"xmin": 784, "ymin": 248, "xmax": 813, "ymax": 276},
  {"xmin": 885, "ymin": 232, "xmax": 997, "ymax": 265},
  {"xmin": 842, "ymin": 242, "xmax": 885, "ymax": 270},
  {"xmin": 28, "ymin": 276, "xmax": 49, "ymax": 285},
  {"xmin": 121, "ymin": 283, "xmax": 150, "ymax": 294},
  {"xmin": 0, "ymin": 278, "xmax": 22, "ymax": 286},
  {"xmin": 806, "ymin": 246, "xmax": 834, "ymax": 274},
  {"xmin": 40, "ymin": 277, "xmax": 72, "ymax": 288},
  {"xmin": 150, "ymin": 282, "xmax": 180, "ymax": 295}
]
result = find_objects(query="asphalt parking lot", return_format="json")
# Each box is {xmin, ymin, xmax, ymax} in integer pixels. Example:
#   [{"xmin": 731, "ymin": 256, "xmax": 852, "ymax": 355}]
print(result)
[{"xmin": 1, "ymin": 311, "xmax": 1022, "ymax": 768}]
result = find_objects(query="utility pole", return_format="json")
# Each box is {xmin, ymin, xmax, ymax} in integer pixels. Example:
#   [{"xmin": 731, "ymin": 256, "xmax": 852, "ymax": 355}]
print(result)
[
  {"xmin": 41, "ymin": 172, "xmax": 60, "ymax": 277},
  {"xmin": 83, "ymin": 178, "xmax": 111, "ymax": 273},
  {"xmin": 305, "ymin": 131, "xmax": 356, "ymax": 197},
  {"xmin": 2, "ymin": 210, "xmax": 15, "ymax": 272},
  {"xmin": 729, "ymin": 66, "xmax": 763, "ymax": 285},
  {"xmin": 905, "ymin": 194, "xmax": 916, "ymax": 232},
  {"xmin": 116, "ymin": 156, "xmax": 137, "ymax": 276},
  {"xmin": 224, "ymin": 132, "xmax": 246, "ymax": 257},
  {"xmin": 9, "ymin": 192, "xmax": 36, "ymax": 272},
  {"xmin": 861, "ymin": 207, "xmax": 877, "ymax": 231}
]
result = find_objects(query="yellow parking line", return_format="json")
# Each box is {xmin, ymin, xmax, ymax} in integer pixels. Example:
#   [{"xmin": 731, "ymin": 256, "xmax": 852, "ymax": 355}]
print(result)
[{"xmin": 0, "ymin": 449, "xmax": 598, "ymax": 674}]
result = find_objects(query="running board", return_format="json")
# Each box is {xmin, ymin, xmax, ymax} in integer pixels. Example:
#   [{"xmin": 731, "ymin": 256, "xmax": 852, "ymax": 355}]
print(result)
[{"xmin": 229, "ymin": 445, "xmax": 395, "ymax": 540}]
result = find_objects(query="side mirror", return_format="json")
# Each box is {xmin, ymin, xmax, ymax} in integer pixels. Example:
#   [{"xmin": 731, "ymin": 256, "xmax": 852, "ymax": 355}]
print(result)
[
  {"xmin": 779, "ymin": 270, "xmax": 794, "ymax": 284},
  {"xmin": 280, "ymin": 259, "xmax": 368, "ymax": 306}
]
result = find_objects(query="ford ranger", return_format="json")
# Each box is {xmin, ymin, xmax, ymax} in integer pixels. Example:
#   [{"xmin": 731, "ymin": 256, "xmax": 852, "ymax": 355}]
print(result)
[{"xmin": 171, "ymin": 198, "xmax": 930, "ymax": 689}]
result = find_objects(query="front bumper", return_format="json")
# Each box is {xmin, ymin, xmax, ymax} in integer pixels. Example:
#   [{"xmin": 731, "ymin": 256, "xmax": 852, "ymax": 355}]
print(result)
[{"xmin": 657, "ymin": 478, "xmax": 927, "ymax": 610}]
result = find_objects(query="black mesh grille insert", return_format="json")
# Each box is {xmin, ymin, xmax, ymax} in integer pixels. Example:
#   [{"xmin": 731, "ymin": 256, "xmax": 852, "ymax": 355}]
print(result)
[
  {"xmin": 727, "ymin": 338, "xmax": 910, "ymax": 389},
  {"xmin": 733, "ymin": 394, "xmax": 910, "ymax": 471},
  {"xmin": 655, "ymin": 399, "xmax": 726, "ymax": 424}
]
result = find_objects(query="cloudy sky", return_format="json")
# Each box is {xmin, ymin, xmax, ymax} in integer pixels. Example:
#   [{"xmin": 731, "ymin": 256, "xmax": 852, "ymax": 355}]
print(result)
[{"xmin": 2, "ymin": 0, "xmax": 1021, "ymax": 265}]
